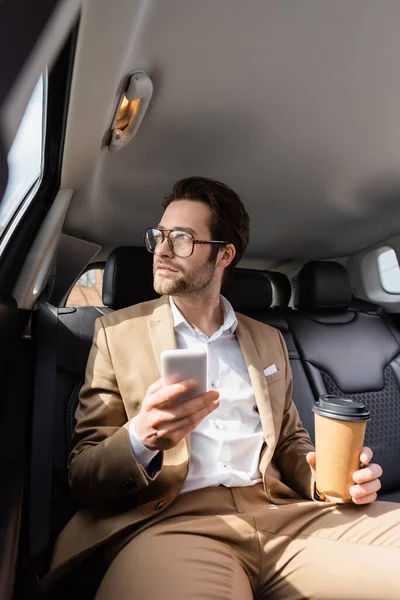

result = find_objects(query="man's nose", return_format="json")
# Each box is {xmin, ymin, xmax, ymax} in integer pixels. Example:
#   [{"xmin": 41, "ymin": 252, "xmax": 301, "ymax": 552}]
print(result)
[{"xmin": 154, "ymin": 235, "xmax": 174, "ymax": 258}]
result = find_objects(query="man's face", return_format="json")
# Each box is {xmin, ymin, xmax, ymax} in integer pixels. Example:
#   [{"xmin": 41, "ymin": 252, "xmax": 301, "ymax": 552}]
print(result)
[{"xmin": 153, "ymin": 200, "xmax": 219, "ymax": 296}]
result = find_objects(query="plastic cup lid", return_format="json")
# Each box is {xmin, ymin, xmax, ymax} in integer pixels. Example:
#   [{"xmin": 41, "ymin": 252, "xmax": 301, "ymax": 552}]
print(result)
[{"xmin": 312, "ymin": 395, "xmax": 371, "ymax": 422}]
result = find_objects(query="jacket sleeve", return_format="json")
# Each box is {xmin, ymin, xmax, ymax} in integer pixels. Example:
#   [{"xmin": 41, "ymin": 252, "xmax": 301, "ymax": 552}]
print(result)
[
  {"xmin": 273, "ymin": 330, "xmax": 316, "ymax": 500},
  {"xmin": 68, "ymin": 318, "xmax": 162, "ymax": 506}
]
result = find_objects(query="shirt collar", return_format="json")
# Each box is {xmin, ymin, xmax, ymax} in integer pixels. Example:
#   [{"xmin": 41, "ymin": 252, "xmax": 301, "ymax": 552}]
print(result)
[{"xmin": 169, "ymin": 295, "xmax": 238, "ymax": 335}]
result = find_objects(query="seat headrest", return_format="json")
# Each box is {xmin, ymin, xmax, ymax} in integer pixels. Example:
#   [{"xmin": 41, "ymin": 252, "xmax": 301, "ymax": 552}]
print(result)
[
  {"xmin": 266, "ymin": 271, "xmax": 292, "ymax": 307},
  {"xmin": 294, "ymin": 261, "xmax": 351, "ymax": 311},
  {"xmin": 102, "ymin": 246, "xmax": 159, "ymax": 310},
  {"xmin": 223, "ymin": 269, "xmax": 273, "ymax": 312}
]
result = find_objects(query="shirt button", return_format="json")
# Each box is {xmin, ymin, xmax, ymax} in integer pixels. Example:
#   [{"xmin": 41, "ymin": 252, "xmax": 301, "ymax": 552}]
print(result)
[
  {"xmin": 213, "ymin": 422, "xmax": 220, "ymax": 429},
  {"xmin": 211, "ymin": 382, "xmax": 215, "ymax": 387},
  {"xmin": 155, "ymin": 499, "xmax": 166, "ymax": 511}
]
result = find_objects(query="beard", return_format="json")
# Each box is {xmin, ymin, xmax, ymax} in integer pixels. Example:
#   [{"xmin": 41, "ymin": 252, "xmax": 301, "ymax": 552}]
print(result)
[{"xmin": 153, "ymin": 258, "xmax": 216, "ymax": 297}]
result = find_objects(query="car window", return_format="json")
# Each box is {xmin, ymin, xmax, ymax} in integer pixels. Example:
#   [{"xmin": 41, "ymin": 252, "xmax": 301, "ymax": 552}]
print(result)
[
  {"xmin": 0, "ymin": 76, "xmax": 45, "ymax": 236},
  {"xmin": 66, "ymin": 267, "xmax": 105, "ymax": 307},
  {"xmin": 378, "ymin": 247, "xmax": 400, "ymax": 294}
]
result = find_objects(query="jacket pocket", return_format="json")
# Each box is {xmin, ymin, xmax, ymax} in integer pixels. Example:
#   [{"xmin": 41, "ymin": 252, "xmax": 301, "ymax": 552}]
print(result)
[{"xmin": 265, "ymin": 369, "xmax": 283, "ymax": 385}]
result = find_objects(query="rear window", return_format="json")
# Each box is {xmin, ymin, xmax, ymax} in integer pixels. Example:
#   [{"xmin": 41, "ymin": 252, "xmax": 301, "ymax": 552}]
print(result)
[
  {"xmin": 0, "ymin": 76, "xmax": 45, "ymax": 236},
  {"xmin": 378, "ymin": 247, "xmax": 400, "ymax": 294},
  {"xmin": 66, "ymin": 268, "xmax": 105, "ymax": 307}
]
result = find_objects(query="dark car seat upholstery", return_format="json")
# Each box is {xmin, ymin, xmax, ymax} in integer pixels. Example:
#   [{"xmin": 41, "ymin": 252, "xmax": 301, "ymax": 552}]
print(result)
[
  {"xmin": 223, "ymin": 269, "xmax": 273, "ymax": 320},
  {"xmin": 223, "ymin": 268, "xmax": 292, "ymax": 312},
  {"xmin": 289, "ymin": 261, "xmax": 400, "ymax": 499},
  {"xmin": 267, "ymin": 270, "xmax": 292, "ymax": 308},
  {"xmin": 102, "ymin": 245, "xmax": 159, "ymax": 310},
  {"xmin": 30, "ymin": 246, "xmax": 156, "ymax": 570}
]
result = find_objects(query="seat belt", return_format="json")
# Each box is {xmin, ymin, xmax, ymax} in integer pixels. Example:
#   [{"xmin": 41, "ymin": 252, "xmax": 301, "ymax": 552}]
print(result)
[{"xmin": 29, "ymin": 301, "xmax": 59, "ymax": 571}]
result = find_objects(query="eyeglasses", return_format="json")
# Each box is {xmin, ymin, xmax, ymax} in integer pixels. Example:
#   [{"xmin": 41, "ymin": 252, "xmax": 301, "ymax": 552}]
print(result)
[{"xmin": 144, "ymin": 228, "xmax": 228, "ymax": 258}]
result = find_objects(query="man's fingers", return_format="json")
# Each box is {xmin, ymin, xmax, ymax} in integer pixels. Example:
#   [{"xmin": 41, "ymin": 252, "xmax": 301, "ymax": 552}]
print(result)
[
  {"xmin": 164, "ymin": 397, "xmax": 220, "ymax": 432},
  {"xmin": 148, "ymin": 391, "xmax": 219, "ymax": 428},
  {"xmin": 350, "ymin": 478, "xmax": 381, "ymax": 500},
  {"xmin": 158, "ymin": 399, "xmax": 219, "ymax": 436},
  {"xmin": 351, "ymin": 492, "xmax": 378, "ymax": 505},
  {"xmin": 147, "ymin": 379, "xmax": 199, "ymax": 408},
  {"xmin": 360, "ymin": 447, "xmax": 373, "ymax": 465},
  {"xmin": 146, "ymin": 377, "xmax": 164, "ymax": 395},
  {"xmin": 148, "ymin": 388, "xmax": 219, "ymax": 419},
  {"xmin": 140, "ymin": 380, "xmax": 220, "ymax": 451},
  {"xmin": 148, "ymin": 392, "xmax": 220, "ymax": 431},
  {"xmin": 168, "ymin": 390, "xmax": 220, "ymax": 418},
  {"xmin": 153, "ymin": 399, "xmax": 220, "ymax": 445},
  {"xmin": 352, "ymin": 463, "xmax": 383, "ymax": 484}
]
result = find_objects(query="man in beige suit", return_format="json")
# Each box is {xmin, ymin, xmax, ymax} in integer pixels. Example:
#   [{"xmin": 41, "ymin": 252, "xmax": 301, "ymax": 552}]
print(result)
[{"xmin": 50, "ymin": 177, "xmax": 399, "ymax": 599}]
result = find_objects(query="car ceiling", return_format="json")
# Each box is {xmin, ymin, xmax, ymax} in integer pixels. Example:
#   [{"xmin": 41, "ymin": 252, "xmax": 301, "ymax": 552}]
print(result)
[{"xmin": 61, "ymin": 0, "xmax": 400, "ymax": 261}]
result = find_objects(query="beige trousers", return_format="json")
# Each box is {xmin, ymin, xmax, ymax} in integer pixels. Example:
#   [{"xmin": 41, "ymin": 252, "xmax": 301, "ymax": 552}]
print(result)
[{"xmin": 96, "ymin": 484, "xmax": 400, "ymax": 600}]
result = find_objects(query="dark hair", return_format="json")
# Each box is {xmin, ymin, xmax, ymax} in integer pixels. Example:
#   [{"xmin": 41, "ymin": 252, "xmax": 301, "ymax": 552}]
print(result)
[{"xmin": 162, "ymin": 176, "xmax": 250, "ymax": 274}]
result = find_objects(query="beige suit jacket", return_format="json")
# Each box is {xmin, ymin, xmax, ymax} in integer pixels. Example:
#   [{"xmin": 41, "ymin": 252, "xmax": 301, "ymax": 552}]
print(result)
[{"xmin": 51, "ymin": 296, "xmax": 315, "ymax": 574}]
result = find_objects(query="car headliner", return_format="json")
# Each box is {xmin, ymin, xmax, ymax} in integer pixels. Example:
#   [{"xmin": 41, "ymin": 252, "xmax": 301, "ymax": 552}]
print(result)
[{"xmin": 60, "ymin": 0, "xmax": 400, "ymax": 261}]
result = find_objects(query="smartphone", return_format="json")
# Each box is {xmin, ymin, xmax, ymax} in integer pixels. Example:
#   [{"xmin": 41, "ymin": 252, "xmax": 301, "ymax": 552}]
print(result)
[{"xmin": 160, "ymin": 349, "xmax": 208, "ymax": 403}]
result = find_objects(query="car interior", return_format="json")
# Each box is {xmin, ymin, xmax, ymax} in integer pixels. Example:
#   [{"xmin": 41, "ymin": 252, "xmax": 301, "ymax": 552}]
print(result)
[{"xmin": 2, "ymin": 1, "xmax": 400, "ymax": 598}]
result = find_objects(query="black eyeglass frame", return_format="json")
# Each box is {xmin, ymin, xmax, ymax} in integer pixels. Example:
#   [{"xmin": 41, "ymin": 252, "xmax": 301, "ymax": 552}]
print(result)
[{"xmin": 144, "ymin": 227, "xmax": 229, "ymax": 258}]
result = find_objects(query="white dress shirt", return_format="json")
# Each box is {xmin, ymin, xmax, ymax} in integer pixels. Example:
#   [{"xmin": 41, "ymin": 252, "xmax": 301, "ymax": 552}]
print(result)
[{"xmin": 129, "ymin": 296, "xmax": 265, "ymax": 493}]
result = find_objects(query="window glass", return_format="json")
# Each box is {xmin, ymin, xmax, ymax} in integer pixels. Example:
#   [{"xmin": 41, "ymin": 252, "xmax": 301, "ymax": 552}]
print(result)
[
  {"xmin": 66, "ymin": 268, "xmax": 105, "ymax": 307},
  {"xmin": 0, "ymin": 77, "xmax": 44, "ymax": 236},
  {"xmin": 378, "ymin": 247, "xmax": 400, "ymax": 294}
]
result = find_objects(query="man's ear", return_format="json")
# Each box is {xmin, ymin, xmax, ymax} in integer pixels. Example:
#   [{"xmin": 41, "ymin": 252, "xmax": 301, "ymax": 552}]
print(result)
[{"xmin": 218, "ymin": 243, "xmax": 236, "ymax": 270}]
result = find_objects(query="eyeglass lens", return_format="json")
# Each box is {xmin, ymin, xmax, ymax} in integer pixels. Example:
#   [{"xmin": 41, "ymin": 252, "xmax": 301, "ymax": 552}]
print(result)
[{"xmin": 146, "ymin": 229, "xmax": 194, "ymax": 257}]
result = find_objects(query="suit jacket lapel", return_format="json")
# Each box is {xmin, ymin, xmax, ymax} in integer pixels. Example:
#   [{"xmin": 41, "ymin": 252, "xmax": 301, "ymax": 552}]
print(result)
[
  {"xmin": 236, "ymin": 318, "xmax": 276, "ymax": 451},
  {"xmin": 148, "ymin": 296, "xmax": 177, "ymax": 374},
  {"xmin": 147, "ymin": 296, "xmax": 190, "ymax": 461}
]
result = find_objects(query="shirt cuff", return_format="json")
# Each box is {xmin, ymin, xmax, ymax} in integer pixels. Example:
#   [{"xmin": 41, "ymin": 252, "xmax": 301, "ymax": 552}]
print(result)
[{"xmin": 129, "ymin": 417, "xmax": 159, "ymax": 469}]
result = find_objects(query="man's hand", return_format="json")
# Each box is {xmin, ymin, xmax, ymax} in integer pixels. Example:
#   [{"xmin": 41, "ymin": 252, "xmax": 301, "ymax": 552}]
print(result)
[
  {"xmin": 306, "ymin": 447, "xmax": 383, "ymax": 505},
  {"xmin": 134, "ymin": 378, "xmax": 219, "ymax": 451}
]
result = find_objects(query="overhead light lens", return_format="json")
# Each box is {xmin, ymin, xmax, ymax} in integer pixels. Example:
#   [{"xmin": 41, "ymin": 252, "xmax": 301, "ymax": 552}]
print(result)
[
  {"xmin": 109, "ymin": 71, "xmax": 153, "ymax": 152},
  {"xmin": 117, "ymin": 95, "xmax": 130, "ymax": 120},
  {"xmin": 116, "ymin": 97, "xmax": 141, "ymax": 130}
]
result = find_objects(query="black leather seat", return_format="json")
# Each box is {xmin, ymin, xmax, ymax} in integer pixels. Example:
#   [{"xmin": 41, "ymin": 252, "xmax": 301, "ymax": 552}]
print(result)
[
  {"xmin": 223, "ymin": 268, "xmax": 291, "ymax": 343},
  {"xmin": 289, "ymin": 261, "xmax": 400, "ymax": 501},
  {"xmin": 267, "ymin": 270, "xmax": 292, "ymax": 308},
  {"xmin": 224, "ymin": 268, "xmax": 317, "ymax": 441},
  {"xmin": 30, "ymin": 246, "xmax": 157, "ymax": 571},
  {"xmin": 224, "ymin": 268, "xmax": 292, "ymax": 311},
  {"xmin": 223, "ymin": 269, "xmax": 274, "ymax": 322}
]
